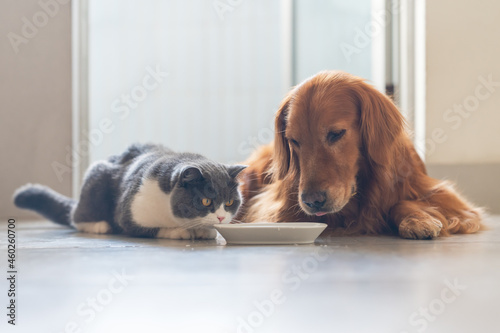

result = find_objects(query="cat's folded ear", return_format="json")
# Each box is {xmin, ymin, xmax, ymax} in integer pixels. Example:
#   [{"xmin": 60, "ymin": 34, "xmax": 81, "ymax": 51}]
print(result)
[
  {"xmin": 179, "ymin": 166, "xmax": 203, "ymax": 184},
  {"xmin": 227, "ymin": 165, "xmax": 248, "ymax": 179}
]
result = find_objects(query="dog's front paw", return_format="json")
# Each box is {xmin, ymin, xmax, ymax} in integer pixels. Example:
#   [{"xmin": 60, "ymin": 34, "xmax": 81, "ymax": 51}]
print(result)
[
  {"xmin": 192, "ymin": 228, "xmax": 217, "ymax": 240},
  {"xmin": 399, "ymin": 214, "xmax": 443, "ymax": 240}
]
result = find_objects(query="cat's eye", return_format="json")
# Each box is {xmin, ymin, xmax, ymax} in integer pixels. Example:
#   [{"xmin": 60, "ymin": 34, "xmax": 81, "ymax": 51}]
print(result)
[
  {"xmin": 201, "ymin": 198, "xmax": 212, "ymax": 206},
  {"xmin": 327, "ymin": 129, "xmax": 346, "ymax": 144},
  {"xmin": 225, "ymin": 199, "xmax": 234, "ymax": 207}
]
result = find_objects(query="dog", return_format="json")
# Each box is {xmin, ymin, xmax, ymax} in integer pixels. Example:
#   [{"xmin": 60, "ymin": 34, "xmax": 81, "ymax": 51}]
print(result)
[{"xmin": 236, "ymin": 71, "xmax": 482, "ymax": 239}]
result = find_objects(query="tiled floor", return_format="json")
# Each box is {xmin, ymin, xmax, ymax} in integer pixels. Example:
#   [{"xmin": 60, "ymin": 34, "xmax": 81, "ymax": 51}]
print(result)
[{"xmin": 1, "ymin": 217, "xmax": 499, "ymax": 333}]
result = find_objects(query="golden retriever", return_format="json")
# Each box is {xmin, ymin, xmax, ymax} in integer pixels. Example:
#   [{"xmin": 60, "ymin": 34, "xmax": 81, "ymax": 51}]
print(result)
[{"xmin": 236, "ymin": 71, "xmax": 482, "ymax": 239}]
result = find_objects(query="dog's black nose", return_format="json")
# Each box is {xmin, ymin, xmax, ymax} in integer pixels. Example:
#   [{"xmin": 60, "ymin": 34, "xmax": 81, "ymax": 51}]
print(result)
[{"xmin": 301, "ymin": 192, "xmax": 326, "ymax": 210}]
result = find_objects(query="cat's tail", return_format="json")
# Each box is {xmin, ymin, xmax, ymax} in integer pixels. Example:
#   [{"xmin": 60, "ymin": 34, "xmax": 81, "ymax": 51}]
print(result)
[{"xmin": 13, "ymin": 184, "xmax": 76, "ymax": 226}]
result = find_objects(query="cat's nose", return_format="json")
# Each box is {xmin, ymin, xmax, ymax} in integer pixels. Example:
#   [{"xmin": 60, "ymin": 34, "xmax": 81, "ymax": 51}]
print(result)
[{"xmin": 217, "ymin": 216, "xmax": 225, "ymax": 223}]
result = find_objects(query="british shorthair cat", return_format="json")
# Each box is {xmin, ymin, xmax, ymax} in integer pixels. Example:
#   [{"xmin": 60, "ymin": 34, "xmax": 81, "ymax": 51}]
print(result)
[{"xmin": 14, "ymin": 143, "xmax": 247, "ymax": 240}]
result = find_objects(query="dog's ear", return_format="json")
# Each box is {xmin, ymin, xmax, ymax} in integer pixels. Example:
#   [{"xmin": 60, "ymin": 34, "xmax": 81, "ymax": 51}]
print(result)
[
  {"xmin": 273, "ymin": 91, "xmax": 294, "ymax": 180},
  {"xmin": 356, "ymin": 82, "xmax": 405, "ymax": 166}
]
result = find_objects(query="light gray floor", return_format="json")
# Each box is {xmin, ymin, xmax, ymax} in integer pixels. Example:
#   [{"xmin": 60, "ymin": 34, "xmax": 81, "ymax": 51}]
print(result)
[{"xmin": 1, "ymin": 217, "xmax": 499, "ymax": 333}]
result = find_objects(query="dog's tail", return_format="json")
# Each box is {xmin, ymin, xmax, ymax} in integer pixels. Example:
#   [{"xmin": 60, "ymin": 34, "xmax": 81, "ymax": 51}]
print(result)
[{"xmin": 13, "ymin": 184, "xmax": 76, "ymax": 227}]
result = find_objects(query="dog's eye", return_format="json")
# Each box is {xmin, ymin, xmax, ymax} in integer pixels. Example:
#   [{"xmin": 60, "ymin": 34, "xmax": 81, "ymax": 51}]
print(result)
[
  {"xmin": 327, "ymin": 129, "xmax": 346, "ymax": 144},
  {"xmin": 289, "ymin": 138, "xmax": 300, "ymax": 148}
]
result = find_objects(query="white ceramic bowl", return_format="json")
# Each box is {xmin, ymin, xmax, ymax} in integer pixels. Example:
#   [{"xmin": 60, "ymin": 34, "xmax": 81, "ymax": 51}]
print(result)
[{"xmin": 213, "ymin": 222, "xmax": 327, "ymax": 245}]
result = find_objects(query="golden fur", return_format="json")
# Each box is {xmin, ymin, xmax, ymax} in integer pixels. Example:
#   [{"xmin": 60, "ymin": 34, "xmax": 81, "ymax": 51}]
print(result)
[{"xmin": 236, "ymin": 71, "xmax": 482, "ymax": 239}]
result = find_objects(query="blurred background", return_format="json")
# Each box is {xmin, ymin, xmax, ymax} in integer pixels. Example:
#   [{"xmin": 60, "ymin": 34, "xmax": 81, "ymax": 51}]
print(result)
[{"xmin": 1, "ymin": 0, "xmax": 499, "ymax": 220}]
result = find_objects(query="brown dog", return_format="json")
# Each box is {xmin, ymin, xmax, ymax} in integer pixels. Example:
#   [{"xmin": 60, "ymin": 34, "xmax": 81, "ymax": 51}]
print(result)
[{"xmin": 236, "ymin": 71, "xmax": 482, "ymax": 239}]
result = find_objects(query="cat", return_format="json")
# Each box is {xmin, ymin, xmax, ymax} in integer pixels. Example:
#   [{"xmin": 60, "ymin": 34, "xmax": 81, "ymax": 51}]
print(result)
[{"xmin": 14, "ymin": 143, "xmax": 247, "ymax": 240}]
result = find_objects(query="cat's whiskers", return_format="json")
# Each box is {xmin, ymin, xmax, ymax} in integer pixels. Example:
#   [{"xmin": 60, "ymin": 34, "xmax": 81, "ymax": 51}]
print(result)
[
  {"xmin": 185, "ymin": 223, "xmax": 205, "ymax": 230},
  {"xmin": 180, "ymin": 215, "xmax": 230, "ymax": 230}
]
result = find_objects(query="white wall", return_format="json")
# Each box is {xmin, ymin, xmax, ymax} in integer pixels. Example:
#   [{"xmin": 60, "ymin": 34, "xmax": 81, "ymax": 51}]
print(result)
[
  {"xmin": 87, "ymin": 0, "xmax": 285, "ymax": 166},
  {"xmin": 426, "ymin": 0, "xmax": 500, "ymax": 164},
  {"xmin": 0, "ymin": 0, "xmax": 72, "ymax": 219},
  {"xmin": 295, "ymin": 0, "xmax": 372, "ymax": 83}
]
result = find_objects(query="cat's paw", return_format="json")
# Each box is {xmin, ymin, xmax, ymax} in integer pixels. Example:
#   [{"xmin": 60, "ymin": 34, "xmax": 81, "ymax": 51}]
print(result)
[
  {"xmin": 75, "ymin": 221, "xmax": 112, "ymax": 234},
  {"xmin": 192, "ymin": 228, "xmax": 217, "ymax": 240},
  {"xmin": 157, "ymin": 228, "xmax": 192, "ymax": 240}
]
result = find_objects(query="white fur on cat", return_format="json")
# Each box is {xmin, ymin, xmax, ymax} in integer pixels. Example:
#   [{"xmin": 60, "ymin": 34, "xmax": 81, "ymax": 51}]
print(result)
[
  {"xmin": 131, "ymin": 178, "xmax": 179, "ymax": 228},
  {"xmin": 76, "ymin": 221, "xmax": 111, "ymax": 234}
]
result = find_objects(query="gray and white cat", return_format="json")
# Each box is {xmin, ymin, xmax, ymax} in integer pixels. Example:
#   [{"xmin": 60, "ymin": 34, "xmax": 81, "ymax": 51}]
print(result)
[{"xmin": 14, "ymin": 143, "xmax": 247, "ymax": 240}]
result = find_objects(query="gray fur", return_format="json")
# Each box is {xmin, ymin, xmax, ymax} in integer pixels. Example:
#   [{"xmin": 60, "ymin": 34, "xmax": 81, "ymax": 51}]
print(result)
[
  {"xmin": 14, "ymin": 143, "xmax": 247, "ymax": 238},
  {"xmin": 14, "ymin": 184, "xmax": 76, "ymax": 226}
]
